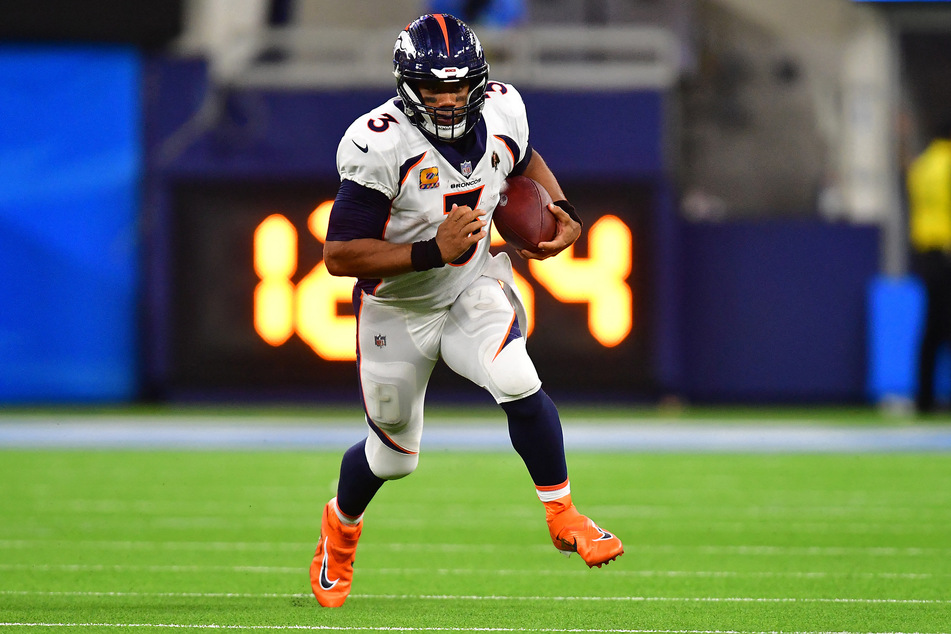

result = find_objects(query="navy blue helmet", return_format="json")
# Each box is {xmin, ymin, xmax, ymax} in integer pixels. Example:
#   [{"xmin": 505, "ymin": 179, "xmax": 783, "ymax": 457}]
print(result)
[{"xmin": 393, "ymin": 14, "xmax": 489, "ymax": 142}]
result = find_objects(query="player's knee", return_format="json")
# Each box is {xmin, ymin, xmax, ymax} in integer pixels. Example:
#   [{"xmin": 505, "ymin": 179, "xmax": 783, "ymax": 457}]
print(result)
[
  {"xmin": 365, "ymin": 434, "xmax": 419, "ymax": 480},
  {"xmin": 370, "ymin": 453, "xmax": 418, "ymax": 480},
  {"xmin": 487, "ymin": 338, "xmax": 541, "ymax": 401}
]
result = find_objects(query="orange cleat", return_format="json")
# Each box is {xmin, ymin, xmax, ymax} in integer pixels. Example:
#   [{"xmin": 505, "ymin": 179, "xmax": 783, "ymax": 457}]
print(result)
[
  {"xmin": 545, "ymin": 494, "xmax": 623, "ymax": 568},
  {"xmin": 310, "ymin": 498, "xmax": 362, "ymax": 607}
]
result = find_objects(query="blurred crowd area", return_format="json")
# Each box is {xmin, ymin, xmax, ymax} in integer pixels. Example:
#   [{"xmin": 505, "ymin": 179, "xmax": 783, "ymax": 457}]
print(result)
[{"xmin": 173, "ymin": 0, "xmax": 950, "ymax": 238}]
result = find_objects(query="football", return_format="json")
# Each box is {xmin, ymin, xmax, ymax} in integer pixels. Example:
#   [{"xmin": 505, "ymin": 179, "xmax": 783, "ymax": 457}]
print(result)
[{"xmin": 493, "ymin": 176, "xmax": 557, "ymax": 252}]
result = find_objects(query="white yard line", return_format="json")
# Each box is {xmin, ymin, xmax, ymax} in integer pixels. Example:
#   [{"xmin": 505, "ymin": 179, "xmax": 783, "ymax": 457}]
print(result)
[
  {"xmin": 9, "ymin": 516, "xmax": 944, "ymax": 534},
  {"xmin": 0, "ymin": 623, "xmax": 946, "ymax": 634},
  {"xmin": 0, "ymin": 563, "xmax": 939, "ymax": 580},
  {"xmin": 2, "ymin": 539, "xmax": 950, "ymax": 557},
  {"xmin": 1, "ymin": 590, "xmax": 949, "ymax": 605}
]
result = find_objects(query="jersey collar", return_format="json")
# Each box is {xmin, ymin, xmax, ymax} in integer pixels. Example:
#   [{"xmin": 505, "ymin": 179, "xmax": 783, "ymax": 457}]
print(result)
[{"xmin": 428, "ymin": 117, "xmax": 488, "ymax": 177}]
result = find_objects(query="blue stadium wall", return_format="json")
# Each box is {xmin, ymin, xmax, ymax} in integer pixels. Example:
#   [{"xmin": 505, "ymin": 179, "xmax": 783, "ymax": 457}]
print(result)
[
  {"xmin": 681, "ymin": 220, "xmax": 879, "ymax": 403},
  {"xmin": 0, "ymin": 53, "xmax": 883, "ymax": 403},
  {"xmin": 0, "ymin": 46, "xmax": 141, "ymax": 402}
]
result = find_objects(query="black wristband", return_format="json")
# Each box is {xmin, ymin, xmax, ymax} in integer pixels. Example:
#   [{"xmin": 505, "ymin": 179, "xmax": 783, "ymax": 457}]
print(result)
[
  {"xmin": 553, "ymin": 199, "xmax": 582, "ymax": 227},
  {"xmin": 411, "ymin": 238, "xmax": 445, "ymax": 271}
]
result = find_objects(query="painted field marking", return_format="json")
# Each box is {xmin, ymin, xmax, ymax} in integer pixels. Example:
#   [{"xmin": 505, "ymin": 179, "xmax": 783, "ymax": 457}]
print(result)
[
  {"xmin": 8, "ymin": 514, "xmax": 948, "ymax": 535},
  {"xmin": 1, "ymin": 590, "xmax": 949, "ymax": 605},
  {"xmin": 0, "ymin": 623, "xmax": 946, "ymax": 634},
  {"xmin": 3, "ymin": 539, "xmax": 951, "ymax": 557},
  {"xmin": 0, "ymin": 563, "xmax": 302, "ymax": 574},
  {"xmin": 14, "ymin": 498, "xmax": 951, "ymax": 517},
  {"xmin": 0, "ymin": 563, "xmax": 940, "ymax": 580}
]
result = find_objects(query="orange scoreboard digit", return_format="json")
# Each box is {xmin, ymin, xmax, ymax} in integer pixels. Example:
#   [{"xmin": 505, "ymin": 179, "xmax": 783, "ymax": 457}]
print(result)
[
  {"xmin": 168, "ymin": 181, "xmax": 653, "ymax": 398},
  {"xmin": 253, "ymin": 201, "xmax": 634, "ymax": 359}
]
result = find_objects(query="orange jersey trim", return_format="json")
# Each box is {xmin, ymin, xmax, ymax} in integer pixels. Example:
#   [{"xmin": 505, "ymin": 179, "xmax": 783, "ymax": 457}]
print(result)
[
  {"xmin": 493, "ymin": 311, "xmax": 518, "ymax": 361},
  {"xmin": 399, "ymin": 152, "xmax": 428, "ymax": 188},
  {"xmin": 494, "ymin": 135, "xmax": 516, "ymax": 165}
]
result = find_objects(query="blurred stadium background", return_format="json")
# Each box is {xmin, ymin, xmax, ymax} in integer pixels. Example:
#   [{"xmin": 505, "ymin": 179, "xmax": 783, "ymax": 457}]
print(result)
[{"xmin": 2, "ymin": 0, "xmax": 951, "ymax": 412}]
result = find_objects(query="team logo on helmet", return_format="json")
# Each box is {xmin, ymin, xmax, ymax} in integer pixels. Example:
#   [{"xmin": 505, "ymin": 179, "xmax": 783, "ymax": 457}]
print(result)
[
  {"xmin": 471, "ymin": 32, "xmax": 484, "ymax": 57},
  {"xmin": 394, "ymin": 30, "xmax": 417, "ymax": 60}
]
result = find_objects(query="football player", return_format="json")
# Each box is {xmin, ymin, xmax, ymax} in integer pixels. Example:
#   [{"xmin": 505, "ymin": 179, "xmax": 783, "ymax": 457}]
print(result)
[{"xmin": 310, "ymin": 13, "xmax": 624, "ymax": 608}]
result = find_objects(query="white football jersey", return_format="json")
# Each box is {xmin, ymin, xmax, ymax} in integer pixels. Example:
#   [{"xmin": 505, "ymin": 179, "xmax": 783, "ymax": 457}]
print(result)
[{"xmin": 334, "ymin": 81, "xmax": 531, "ymax": 309}]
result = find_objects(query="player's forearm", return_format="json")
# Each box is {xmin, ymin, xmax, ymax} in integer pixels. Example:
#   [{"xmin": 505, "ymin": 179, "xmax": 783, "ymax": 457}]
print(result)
[{"xmin": 323, "ymin": 239, "xmax": 416, "ymax": 278}]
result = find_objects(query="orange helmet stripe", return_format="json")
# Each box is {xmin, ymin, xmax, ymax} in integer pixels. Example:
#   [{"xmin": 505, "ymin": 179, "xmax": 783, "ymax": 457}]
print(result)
[{"xmin": 433, "ymin": 13, "xmax": 452, "ymax": 54}]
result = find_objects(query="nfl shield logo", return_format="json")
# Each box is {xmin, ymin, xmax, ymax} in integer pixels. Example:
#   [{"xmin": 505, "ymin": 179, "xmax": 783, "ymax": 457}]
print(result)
[
  {"xmin": 374, "ymin": 334, "xmax": 387, "ymax": 348},
  {"xmin": 460, "ymin": 160, "xmax": 472, "ymax": 178}
]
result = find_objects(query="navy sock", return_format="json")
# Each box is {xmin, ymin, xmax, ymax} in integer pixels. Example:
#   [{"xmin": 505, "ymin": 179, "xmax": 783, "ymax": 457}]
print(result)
[
  {"xmin": 501, "ymin": 390, "xmax": 568, "ymax": 487},
  {"xmin": 335, "ymin": 439, "xmax": 385, "ymax": 518}
]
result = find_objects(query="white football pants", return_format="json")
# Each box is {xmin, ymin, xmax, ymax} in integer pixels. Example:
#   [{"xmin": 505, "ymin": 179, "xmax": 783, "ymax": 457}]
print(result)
[{"xmin": 356, "ymin": 275, "xmax": 541, "ymax": 479}]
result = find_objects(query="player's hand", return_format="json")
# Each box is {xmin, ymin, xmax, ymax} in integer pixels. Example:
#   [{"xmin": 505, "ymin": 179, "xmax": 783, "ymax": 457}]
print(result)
[
  {"xmin": 517, "ymin": 202, "xmax": 581, "ymax": 260},
  {"xmin": 435, "ymin": 204, "xmax": 487, "ymax": 262}
]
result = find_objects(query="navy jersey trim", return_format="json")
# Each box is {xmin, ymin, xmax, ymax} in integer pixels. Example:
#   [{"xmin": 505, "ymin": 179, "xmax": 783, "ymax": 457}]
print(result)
[
  {"xmin": 399, "ymin": 151, "xmax": 428, "ymax": 189},
  {"xmin": 510, "ymin": 142, "xmax": 534, "ymax": 176},
  {"xmin": 494, "ymin": 133, "xmax": 521, "ymax": 168},
  {"xmin": 430, "ymin": 117, "xmax": 487, "ymax": 176},
  {"xmin": 354, "ymin": 278, "xmax": 381, "ymax": 300},
  {"xmin": 496, "ymin": 312, "xmax": 523, "ymax": 358}
]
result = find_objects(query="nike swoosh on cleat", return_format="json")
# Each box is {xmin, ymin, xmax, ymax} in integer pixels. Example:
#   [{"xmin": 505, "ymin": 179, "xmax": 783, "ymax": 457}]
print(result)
[
  {"xmin": 352, "ymin": 140, "xmax": 369, "ymax": 153},
  {"xmin": 594, "ymin": 527, "xmax": 614, "ymax": 541},
  {"xmin": 318, "ymin": 537, "xmax": 338, "ymax": 591}
]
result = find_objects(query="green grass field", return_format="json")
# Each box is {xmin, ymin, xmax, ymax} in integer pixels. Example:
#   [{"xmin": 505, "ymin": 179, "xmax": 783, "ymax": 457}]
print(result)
[{"xmin": 1, "ymin": 412, "xmax": 950, "ymax": 633}]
